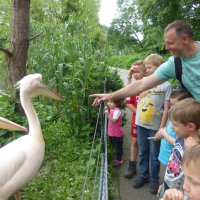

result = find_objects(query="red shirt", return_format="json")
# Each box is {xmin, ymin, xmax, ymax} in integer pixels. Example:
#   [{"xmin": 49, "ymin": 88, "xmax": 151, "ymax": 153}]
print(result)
[{"xmin": 125, "ymin": 96, "xmax": 139, "ymax": 126}]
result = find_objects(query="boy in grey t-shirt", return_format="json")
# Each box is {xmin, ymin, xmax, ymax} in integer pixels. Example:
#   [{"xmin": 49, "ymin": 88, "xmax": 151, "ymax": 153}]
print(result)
[{"xmin": 132, "ymin": 54, "xmax": 173, "ymax": 194}]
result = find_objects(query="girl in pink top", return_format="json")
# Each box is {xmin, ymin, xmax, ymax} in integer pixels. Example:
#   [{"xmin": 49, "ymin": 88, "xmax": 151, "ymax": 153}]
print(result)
[{"xmin": 105, "ymin": 99, "xmax": 124, "ymax": 166}]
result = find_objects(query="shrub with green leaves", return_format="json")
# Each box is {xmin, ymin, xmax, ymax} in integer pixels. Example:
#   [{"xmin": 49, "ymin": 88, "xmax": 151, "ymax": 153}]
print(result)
[
  {"xmin": 104, "ymin": 52, "xmax": 150, "ymax": 69},
  {"xmin": 0, "ymin": 0, "xmax": 124, "ymax": 198}
]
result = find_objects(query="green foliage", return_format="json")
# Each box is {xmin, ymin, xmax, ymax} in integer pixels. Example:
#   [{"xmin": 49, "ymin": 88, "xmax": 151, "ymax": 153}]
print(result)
[
  {"xmin": 135, "ymin": 0, "xmax": 182, "ymax": 52},
  {"xmin": 106, "ymin": 0, "xmax": 200, "ymax": 60},
  {"xmin": 107, "ymin": 0, "xmax": 142, "ymax": 53},
  {"xmin": 2, "ymin": 0, "xmax": 196, "ymax": 198},
  {"xmin": 0, "ymin": 65, "xmax": 8, "ymax": 91},
  {"xmin": 0, "ymin": 95, "xmax": 26, "ymax": 147},
  {"xmin": 0, "ymin": 94, "xmax": 106, "ymax": 199},
  {"xmin": 0, "ymin": 0, "xmax": 124, "ymax": 199},
  {"xmin": 27, "ymin": 22, "xmax": 123, "ymax": 134},
  {"xmin": 104, "ymin": 52, "xmax": 150, "ymax": 69},
  {"xmin": 0, "ymin": 0, "xmax": 11, "ymax": 48},
  {"xmin": 22, "ymin": 121, "xmax": 98, "ymax": 199},
  {"xmin": 0, "ymin": 0, "xmax": 11, "ymax": 80}
]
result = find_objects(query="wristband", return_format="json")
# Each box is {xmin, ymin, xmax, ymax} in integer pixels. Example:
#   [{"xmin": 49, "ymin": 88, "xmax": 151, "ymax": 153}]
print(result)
[{"xmin": 127, "ymin": 77, "xmax": 132, "ymax": 79}]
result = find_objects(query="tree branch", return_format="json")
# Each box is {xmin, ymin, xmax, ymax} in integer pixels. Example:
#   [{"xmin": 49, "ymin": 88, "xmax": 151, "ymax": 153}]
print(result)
[
  {"xmin": 0, "ymin": 47, "xmax": 12, "ymax": 56},
  {"xmin": 131, "ymin": 31, "xmax": 144, "ymax": 49},
  {"xmin": 29, "ymin": 31, "xmax": 44, "ymax": 41}
]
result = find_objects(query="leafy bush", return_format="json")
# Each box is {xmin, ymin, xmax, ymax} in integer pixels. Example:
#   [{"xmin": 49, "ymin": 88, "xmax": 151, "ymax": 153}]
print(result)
[
  {"xmin": 0, "ymin": 1, "xmax": 125, "ymax": 199},
  {"xmin": 0, "ymin": 94, "xmax": 105, "ymax": 199},
  {"xmin": 0, "ymin": 95, "xmax": 26, "ymax": 147},
  {"xmin": 104, "ymin": 51, "xmax": 173, "ymax": 69},
  {"xmin": 27, "ymin": 21, "xmax": 123, "ymax": 132},
  {"xmin": 104, "ymin": 51, "xmax": 150, "ymax": 69},
  {"xmin": 0, "ymin": 18, "xmax": 123, "ymax": 200},
  {"xmin": 22, "ymin": 121, "xmax": 97, "ymax": 199}
]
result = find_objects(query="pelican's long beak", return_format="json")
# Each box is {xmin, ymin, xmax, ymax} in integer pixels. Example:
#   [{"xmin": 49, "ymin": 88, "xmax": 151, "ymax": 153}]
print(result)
[
  {"xmin": 0, "ymin": 117, "xmax": 27, "ymax": 132},
  {"xmin": 39, "ymin": 84, "xmax": 63, "ymax": 100}
]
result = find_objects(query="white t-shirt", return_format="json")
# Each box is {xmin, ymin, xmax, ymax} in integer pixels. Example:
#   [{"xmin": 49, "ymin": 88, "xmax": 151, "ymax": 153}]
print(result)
[
  {"xmin": 113, "ymin": 110, "xmax": 121, "ymax": 120},
  {"xmin": 136, "ymin": 81, "xmax": 173, "ymax": 130}
]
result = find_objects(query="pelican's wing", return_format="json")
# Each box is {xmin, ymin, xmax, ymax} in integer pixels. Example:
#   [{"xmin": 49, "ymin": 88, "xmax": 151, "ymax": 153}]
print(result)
[{"xmin": 0, "ymin": 149, "xmax": 26, "ymax": 187}]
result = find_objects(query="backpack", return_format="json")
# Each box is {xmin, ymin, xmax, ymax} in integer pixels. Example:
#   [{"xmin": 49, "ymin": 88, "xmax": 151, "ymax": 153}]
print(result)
[
  {"xmin": 174, "ymin": 57, "xmax": 185, "ymax": 88},
  {"xmin": 174, "ymin": 57, "xmax": 192, "ymax": 96}
]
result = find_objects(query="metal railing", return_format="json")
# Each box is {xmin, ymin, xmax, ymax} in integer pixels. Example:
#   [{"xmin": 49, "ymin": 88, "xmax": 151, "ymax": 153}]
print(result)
[{"xmin": 81, "ymin": 81, "xmax": 108, "ymax": 200}]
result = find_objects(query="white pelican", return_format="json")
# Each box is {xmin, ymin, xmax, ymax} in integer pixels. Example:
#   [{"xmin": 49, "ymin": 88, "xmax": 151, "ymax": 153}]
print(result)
[
  {"xmin": 0, "ymin": 74, "xmax": 63, "ymax": 200},
  {"xmin": 0, "ymin": 118, "xmax": 27, "ymax": 200}
]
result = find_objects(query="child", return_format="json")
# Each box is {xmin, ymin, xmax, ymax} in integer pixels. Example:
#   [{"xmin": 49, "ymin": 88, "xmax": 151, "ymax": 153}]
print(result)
[
  {"xmin": 158, "ymin": 89, "xmax": 192, "ymax": 167},
  {"xmin": 158, "ymin": 98, "xmax": 200, "ymax": 198},
  {"xmin": 161, "ymin": 143, "xmax": 200, "ymax": 200},
  {"xmin": 132, "ymin": 54, "xmax": 173, "ymax": 194},
  {"xmin": 124, "ymin": 61, "xmax": 146, "ymax": 178},
  {"xmin": 105, "ymin": 99, "xmax": 124, "ymax": 166}
]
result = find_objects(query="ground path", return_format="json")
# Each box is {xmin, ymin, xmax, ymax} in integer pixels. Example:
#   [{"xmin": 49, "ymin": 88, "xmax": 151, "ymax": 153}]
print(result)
[{"xmin": 112, "ymin": 67, "xmax": 164, "ymax": 200}]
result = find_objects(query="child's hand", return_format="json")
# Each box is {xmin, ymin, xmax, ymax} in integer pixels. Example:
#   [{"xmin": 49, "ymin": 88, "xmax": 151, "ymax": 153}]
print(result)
[
  {"xmin": 128, "ymin": 66, "xmax": 137, "ymax": 77},
  {"xmin": 104, "ymin": 110, "xmax": 109, "ymax": 115},
  {"xmin": 160, "ymin": 127, "xmax": 168, "ymax": 137},
  {"xmin": 104, "ymin": 106, "xmax": 109, "ymax": 115},
  {"xmin": 161, "ymin": 189, "xmax": 184, "ymax": 200},
  {"xmin": 154, "ymin": 129, "xmax": 163, "ymax": 141}
]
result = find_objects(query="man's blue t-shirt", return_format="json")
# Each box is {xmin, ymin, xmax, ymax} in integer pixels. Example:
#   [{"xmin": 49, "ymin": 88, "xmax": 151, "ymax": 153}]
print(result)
[{"xmin": 154, "ymin": 42, "xmax": 200, "ymax": 100}]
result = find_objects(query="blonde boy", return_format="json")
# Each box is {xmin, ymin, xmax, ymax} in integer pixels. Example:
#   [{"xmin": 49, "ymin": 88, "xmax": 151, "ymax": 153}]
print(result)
[{"xmin": 133, "ymin": 54, "xmax": 173, "ymax": 194}]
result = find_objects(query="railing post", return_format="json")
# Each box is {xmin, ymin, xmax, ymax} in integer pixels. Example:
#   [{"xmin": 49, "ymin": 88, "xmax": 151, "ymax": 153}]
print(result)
[{"xmin": 98, "ymin": 101, "xmax": 108, "ymax": 200}]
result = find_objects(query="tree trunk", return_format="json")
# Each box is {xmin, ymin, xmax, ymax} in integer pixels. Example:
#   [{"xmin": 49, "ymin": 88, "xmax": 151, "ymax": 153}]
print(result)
[{"xmin": 7, "ymin": 0, "xmax": 30, "ymax": 85}]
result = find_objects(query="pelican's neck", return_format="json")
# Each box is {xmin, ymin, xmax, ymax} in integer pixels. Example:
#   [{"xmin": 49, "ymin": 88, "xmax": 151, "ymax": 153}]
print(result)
[{"xmin": 20, "ymin": 91, "xmax": 43, "ymax": 141}]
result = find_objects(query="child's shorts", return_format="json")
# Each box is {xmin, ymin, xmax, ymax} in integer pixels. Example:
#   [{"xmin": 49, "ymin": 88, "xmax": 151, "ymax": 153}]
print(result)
[{"xmin": 130, "ymin": 124, "xmax": 137, "ymax": 138}]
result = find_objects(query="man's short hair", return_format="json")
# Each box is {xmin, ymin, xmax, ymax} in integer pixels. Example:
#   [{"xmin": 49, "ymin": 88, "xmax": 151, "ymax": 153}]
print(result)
[{"xmin": 164, "ymin": 20, "xmax": 193, "ymax": 39}]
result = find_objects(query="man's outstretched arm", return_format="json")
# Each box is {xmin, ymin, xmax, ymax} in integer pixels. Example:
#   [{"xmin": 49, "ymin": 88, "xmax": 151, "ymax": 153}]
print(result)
[{"xmin": 90, "ymin": 74, "xmax": 164, "ymax": 106}]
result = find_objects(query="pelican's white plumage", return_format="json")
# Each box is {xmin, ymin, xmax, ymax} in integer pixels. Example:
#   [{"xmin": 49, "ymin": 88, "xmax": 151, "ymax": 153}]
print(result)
[{"xmin": 0, "ymin": 74, "xmax": 62, "ymax": 200}]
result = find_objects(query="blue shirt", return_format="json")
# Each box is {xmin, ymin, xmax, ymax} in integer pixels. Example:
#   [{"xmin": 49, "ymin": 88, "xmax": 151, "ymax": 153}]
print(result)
[
  {"xmin": 154, "ymin": 42, "xmax": 200, "ymax": 100},
  {"xmin": 158, "ymin": 121, "xmax": 176, "ymax": 166}
]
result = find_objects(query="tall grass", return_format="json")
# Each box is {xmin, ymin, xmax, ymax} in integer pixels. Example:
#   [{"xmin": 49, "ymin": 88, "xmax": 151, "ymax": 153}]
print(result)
[{"xmin": 27, "ymin": 20, "xmax": 123, "ymax": 133}]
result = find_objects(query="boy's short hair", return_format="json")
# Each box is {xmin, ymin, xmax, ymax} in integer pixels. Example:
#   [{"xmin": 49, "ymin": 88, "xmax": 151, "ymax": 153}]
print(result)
[
  {"xmin": 144, "ymin": 54, "xmax": 164, "ymax": 68},
  {"xmin": 182, "ymin": 143, "xmax": 200, "ymax": 169},
  {"xmin": 132, "ymin": 60, "xmax": 144, "ymax": 67},
  {"xmin": 170, "ymin": 89, "xmax": 192, "ymax": 101},
  {"xmin": 131, "ymin": 60, "xmax": 145, "ymax": 71},
  {"xmin": 169, "ymin": 98, "xmax": 200, "ymax": 129}
]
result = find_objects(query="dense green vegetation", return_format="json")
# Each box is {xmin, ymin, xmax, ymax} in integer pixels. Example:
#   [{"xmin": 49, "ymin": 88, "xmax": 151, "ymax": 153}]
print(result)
[
  {"xmin": 0, "ymin": 0, "xmax": 199, "ymax": 199},
  {"xmin": 106, "ymin": 0, "xmax": 200, "ymax": 68},
  {"xmin": 0, "ymin": 0, "xmax": 122, "ymax": 199}
]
